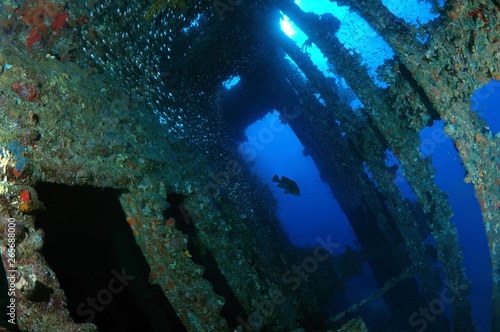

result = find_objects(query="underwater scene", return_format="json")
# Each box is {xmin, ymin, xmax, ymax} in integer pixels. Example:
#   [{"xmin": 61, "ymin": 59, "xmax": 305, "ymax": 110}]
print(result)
[{"xmin": 0, "ymin": 0, "xmax": 499, "ymax": 331}]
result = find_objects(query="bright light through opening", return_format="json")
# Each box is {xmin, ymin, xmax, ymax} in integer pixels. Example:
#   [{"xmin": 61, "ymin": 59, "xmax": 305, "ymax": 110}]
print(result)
[
  {"xmin": 280, "ymin": 15, "xmax": 295, "ymax": 37},
  {"xmin": 222, "ymin": 76, "xmax": 241, "ymax": 89}
]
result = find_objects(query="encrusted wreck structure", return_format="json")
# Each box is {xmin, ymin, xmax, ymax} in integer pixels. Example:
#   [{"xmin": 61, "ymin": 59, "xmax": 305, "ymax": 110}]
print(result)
[{"xmin": 0, "ymin": 0, "xmax": 498, "ymax": 331}]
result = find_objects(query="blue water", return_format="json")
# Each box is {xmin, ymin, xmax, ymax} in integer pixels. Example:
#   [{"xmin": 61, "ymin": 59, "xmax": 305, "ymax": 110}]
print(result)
[
  {"xmin": 239, "ymin": 111, "xmax": 355, "ymax": 252},
  {"xmin": 239, "ymin": 1, "xmax": 495, "ymax": 330},
  {"xmin": 241, "ymin": 106, "xmax": 494, "ymax": 331},
  {"xmin": 420, "ymin": 121, "xmax": 491, "ymax": 331},
  {"xmin": 472, "ymin": 79, "xmax": 500, "ymax": 134}
]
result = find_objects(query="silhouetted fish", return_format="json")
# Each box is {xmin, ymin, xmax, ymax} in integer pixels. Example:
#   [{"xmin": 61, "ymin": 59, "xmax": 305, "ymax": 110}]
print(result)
[{"xmin": 272, "ymin": 175, "xmax": 300, "ymax": 196}]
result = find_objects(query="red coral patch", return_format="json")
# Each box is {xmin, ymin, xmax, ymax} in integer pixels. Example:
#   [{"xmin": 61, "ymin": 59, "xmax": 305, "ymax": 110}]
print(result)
[
  {"xmin": 26, "ymin": 28, "xmax": 42, "ymax": 49},
  {"xmin": 11, "ymin": 80, "xmax": 40, "ymax": 102},
  {"xmin": 20, "ymin": 190, "xmax": 31, "ymax": 203},
  {"xmin": 51, "ymin": 12, "xmax": 69, "ymax": 33}
]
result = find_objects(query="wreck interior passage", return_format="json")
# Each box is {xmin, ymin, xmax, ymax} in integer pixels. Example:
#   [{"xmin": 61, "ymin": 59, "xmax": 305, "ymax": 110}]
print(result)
[
  {"xmin": 239, "ymin": 111, "xmax": 356, "ymax": 250},
  {"xmin": 33, "ymin": 184, "xmax": 185, "ymax": 332},
  {"xmin": 1, "ymin": 0, "xmax": 500, "ymax": 331}
]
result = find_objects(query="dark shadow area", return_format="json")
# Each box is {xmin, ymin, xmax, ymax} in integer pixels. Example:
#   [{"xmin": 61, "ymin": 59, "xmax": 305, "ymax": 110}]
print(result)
[
  {"xmin": 35, "ymin": 183, "xmax": 186, "ymax": 332},
  {"xmin": 165, "ymin": 193, "xmax": 194, "ymax": 236},
  {"xmin": 165, "ymin": 193, "xmax": 246, "ymax": 328},
  {"xmin": 397, "ymin": 62, "xmax": 441, "ymax": 125},
  {"xmin": 220, "ymin": 62, "xmax": 300, "ymax": 141}
]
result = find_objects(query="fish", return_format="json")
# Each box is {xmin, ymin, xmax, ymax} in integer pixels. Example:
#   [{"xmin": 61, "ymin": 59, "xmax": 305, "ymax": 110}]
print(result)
[{"xmin": 272, "ymin": 175, "xmax": 300, "ymax": 196}]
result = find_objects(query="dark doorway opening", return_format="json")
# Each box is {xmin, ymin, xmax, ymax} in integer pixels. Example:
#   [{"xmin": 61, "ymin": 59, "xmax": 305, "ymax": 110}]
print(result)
[{"xmin": 35, "ymin": 183, "xmax": 185, "ymax": 332}]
